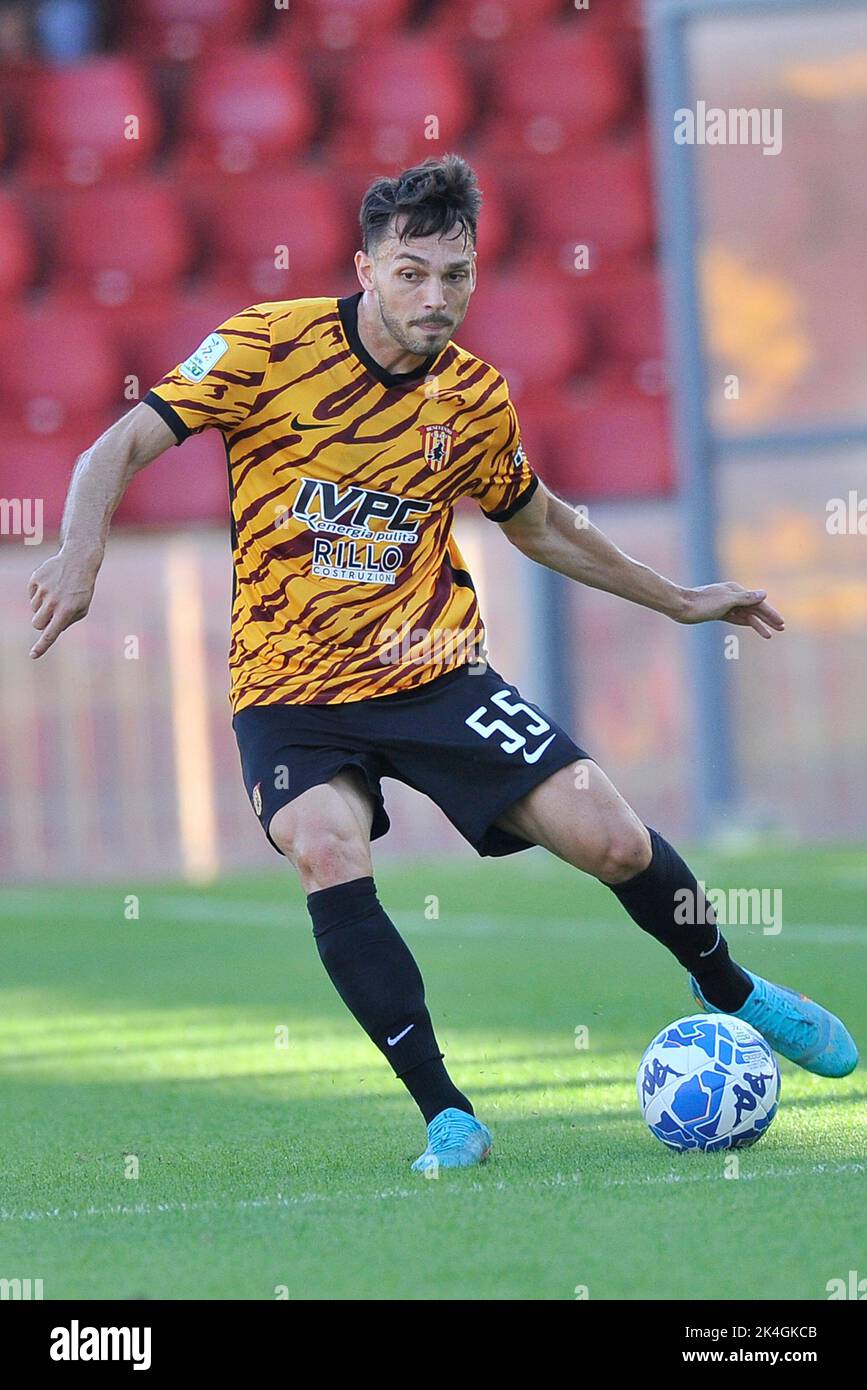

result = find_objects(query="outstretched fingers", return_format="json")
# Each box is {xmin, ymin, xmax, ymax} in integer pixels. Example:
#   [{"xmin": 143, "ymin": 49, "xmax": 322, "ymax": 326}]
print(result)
[{"xmin": 726, "ymin": 591, "xmax": 785, "ymax": 638}]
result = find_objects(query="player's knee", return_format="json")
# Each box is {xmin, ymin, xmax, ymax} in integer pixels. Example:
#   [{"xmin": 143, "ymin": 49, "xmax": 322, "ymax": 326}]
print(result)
[
  {"xmin": 278, "ymin": 822, "xmax": 369, "ymax": 893},
  {"xmin": 593, "ymin": 822, "xmax": 652, "ymax": 885}
]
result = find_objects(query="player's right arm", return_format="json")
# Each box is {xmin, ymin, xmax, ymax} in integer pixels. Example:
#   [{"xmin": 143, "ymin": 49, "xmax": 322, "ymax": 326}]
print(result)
[
  {"xmin": 27, "ymin": 401, "xmax": 177, "ymax": 658},
  {"xmin": 30, "ymin": 307, "xmax": 271, "ymax": 658}
]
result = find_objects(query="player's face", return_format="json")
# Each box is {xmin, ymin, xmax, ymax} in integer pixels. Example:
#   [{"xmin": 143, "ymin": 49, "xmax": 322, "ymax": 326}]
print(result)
[{"xmin": 362, "ymin": 221, "xmax": 477, "ymax": 358}]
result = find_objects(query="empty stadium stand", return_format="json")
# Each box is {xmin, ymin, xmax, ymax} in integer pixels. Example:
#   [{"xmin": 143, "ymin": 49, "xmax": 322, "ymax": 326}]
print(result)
[{"xmin": 0, "ymin": 0, "xmax": 675, "ymax": 534}]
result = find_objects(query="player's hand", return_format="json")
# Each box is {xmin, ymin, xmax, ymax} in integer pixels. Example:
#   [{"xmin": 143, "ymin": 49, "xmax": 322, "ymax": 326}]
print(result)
[
  {"xmin": 28, "ymin": 550, "xmax": 98, "ymax": 658},
  {"xmin": 680, "ymin": 583, "xmax": 785, "ymax": 639}
]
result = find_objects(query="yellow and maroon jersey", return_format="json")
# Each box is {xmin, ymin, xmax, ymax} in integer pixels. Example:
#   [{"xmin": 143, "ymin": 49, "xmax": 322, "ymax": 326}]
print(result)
[{"xmin": 145, "ymin": 293, "xmax": 538, "ymax": 710}]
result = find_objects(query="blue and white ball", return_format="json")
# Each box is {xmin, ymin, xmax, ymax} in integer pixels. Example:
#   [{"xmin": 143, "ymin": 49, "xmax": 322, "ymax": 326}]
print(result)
[{"xmin": 637, "ymin": 1014, "xmax": 780, "ymax": 1152}]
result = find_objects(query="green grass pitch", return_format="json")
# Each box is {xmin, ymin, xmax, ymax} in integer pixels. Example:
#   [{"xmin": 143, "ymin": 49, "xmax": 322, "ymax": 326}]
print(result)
[{"xmin": 1, "ymin": 846, "xmax": 864, "ymax": 1300}]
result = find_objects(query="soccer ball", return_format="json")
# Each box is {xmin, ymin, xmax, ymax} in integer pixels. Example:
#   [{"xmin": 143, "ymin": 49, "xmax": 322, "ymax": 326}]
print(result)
[{"xmin": 637, "ymin": 1014, "xmax": 780, "ymax": 1152}]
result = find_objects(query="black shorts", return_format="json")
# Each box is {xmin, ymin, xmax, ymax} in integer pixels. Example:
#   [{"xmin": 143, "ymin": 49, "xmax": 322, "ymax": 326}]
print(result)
[{"xmin": 232, "ymin": 662, "xmax": 591, "ymax": 858}]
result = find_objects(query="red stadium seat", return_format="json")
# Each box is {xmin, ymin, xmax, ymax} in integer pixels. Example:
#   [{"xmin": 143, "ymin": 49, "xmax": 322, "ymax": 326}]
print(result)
[
  {"xmin": 544, "ymin": 383, "xmax": 675, "ymax": 500},
  {"xmin": 430, "ymin": 0, "xmax": 565, "ymax": 42},
  {"xmin": 0, "ymin": 191, "xmax": 36, "ymax": 300},
  {"xmin": 566, "ymin": 266, "xmax": 669, "ymax": 389},
  {"xmin": 0, "ymin": 415, "xmax": 113, "ymax": 536},
  {"xmin": 46, "ymin": 182, "xmax": 190, "ymax": 305},
  {"xmin": 123, "ymin": 0, "xmax": 261, "ymax": 62},
  {"xmin": 520, "ymin": 140, "xmax": 654, "ymax": 271},
  {"xmin": 480, "ymin": 28, "xmax": 630, "ymax": 156},
  {"xmin": 595, "ymin": 0, "xmax": 643, "ymax": 27},
  {"xmin": 175, "ymin": 46, "xmax": 316, "ymax": 176},
  {"xmin": 0, "ymin": 55, "xmax": 36, "ymax": 136},
  {"xmin": 591, "ymin": 267, "xmax": 666, "ymax": 367},
  {"xmin": 195, "ymin": 171, "xmax": 351, "ymax": 300},
  {"xmin": 278, "ymin": 0, "xmax": 413, "ymax": 51},
  {"xmin": 504, "ymin": 389, "xmax": 559, "ymax": 481},
  {"xmin": 196, "ymin": 268, "xmax": 361, "ymax": 309},
  {"xmin": 21, "ymin": 57, "xmax": 160, "ymax": 185},
  {"xmin": 446, "ymin": 155, "xmax": 512, "ymax": 266},
  {"xmin": 329, "ymin": 38, "xmax": 473, "ymax": 170},
  {"xmin": 116, "ymin": 428, "xmax": 230, "ymax": 527},
  {"xmin": 121, "ymin": 288, "xmax": 250, "ymax": 392},
  {"xmin": 455, "ymin": 274, "xmax": 588, "ymax": 400},
  {"xmin": 0, "ymin": 307, "xmax": 119, "ymax": 429}
]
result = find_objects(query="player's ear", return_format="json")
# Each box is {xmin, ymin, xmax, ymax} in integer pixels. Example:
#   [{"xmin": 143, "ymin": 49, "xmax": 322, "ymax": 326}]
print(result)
[{"xmin": 354, "ymin": 248, "xmax": 374, "ymax": 292}]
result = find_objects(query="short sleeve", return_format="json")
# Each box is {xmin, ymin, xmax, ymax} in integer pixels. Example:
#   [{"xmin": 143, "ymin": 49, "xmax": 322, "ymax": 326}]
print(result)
[
  {"xmin": 144, "ymin": 306, "xmax": 271, "ymax": 444},
  {"xmin": 467, "ymin": 389, "xmax": 539, "ymax": 522}
]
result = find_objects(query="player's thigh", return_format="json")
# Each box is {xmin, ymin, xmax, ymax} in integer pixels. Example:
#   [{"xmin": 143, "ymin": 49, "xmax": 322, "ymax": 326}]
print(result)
[
  {"xmin": 268, "ymin": 768, "xmax": 375, "ymax": 892},
  {"xmin": 493, "ymin": 760, "xmax": 651, "ymax": 884}
]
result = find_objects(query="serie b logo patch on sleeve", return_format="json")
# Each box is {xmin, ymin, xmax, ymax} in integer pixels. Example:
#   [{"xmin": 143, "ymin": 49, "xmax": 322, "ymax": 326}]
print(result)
[
  {"xmin": 251, "ymin": 782, "xmax": 263, "ymax": 817},
  {"xmin": 178, "ymin": 332, "xmax": 229, "ymax": 383}
]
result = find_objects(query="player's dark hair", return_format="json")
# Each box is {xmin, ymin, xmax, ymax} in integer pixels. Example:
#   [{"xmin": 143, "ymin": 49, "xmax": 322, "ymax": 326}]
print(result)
[{"xmin": 359, "ymin": 154, "xmax": 481, "ymax": 253}]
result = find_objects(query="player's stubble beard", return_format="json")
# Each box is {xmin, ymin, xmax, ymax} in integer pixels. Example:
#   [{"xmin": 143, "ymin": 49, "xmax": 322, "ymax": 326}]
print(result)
[{"xmin": 375, "ymin": 291, "xmax": 462, "ymax": 361}]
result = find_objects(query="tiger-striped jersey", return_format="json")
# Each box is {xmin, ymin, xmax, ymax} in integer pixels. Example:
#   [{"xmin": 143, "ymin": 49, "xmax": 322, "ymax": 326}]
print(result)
[{"xmin": 145, "ymin": 292, "xmax": 538, "ymax": 709}]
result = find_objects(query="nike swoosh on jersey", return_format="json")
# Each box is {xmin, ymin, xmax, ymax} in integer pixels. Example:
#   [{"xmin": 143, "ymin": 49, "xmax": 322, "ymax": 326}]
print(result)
[
  {"xmin": 387, "ymin": 1024, "xmax": 415, "ymax": 1046},
  {"xmin": 522, "ymin": 733, "xmax": 557, "ymax": 764},
  {"xmin": 290, "ymin": 413, "xmax": 336, "ymax": 430}
]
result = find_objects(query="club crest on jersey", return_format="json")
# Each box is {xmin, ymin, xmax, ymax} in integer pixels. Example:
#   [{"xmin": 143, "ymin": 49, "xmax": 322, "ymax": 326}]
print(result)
[{"xmin": 418, "ymin": 423, "xmax": 455, "ymax": 472}]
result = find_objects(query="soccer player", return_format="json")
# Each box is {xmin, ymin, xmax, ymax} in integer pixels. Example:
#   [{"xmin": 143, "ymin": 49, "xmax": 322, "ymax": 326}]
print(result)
[{"xmin": 28, "ymin": 156, "xmax": 857, "ymax": 1172}]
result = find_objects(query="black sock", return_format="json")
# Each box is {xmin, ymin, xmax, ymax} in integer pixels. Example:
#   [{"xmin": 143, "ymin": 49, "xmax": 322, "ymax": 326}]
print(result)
[
  {"xmin": 306, "ymin": 876, "xmax": 474, "ymax": 1125},
  {"xmin": 609, "ymin": 829, "xmax": 752, "ymax": 1011}
]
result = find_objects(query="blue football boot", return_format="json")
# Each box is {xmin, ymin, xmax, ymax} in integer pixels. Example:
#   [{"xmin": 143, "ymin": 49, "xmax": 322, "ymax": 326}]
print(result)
[
  {"xmin": 411, "ymin": 1108, "xmax": 492, "ymax": 1173},
  {"xmin": 690, "ymin": 969, "xmax": 858, "ymax": 1077}
]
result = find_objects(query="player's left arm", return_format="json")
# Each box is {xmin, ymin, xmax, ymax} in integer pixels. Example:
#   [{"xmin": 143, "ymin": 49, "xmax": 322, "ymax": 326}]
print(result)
[{"xmin": 498, "ymin": 481, "xmax": 785, "ymax": 639}]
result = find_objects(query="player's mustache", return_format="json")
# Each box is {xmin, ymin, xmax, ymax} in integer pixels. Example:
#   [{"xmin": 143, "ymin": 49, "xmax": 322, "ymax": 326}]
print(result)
[{"xmin": 413, "ymin": 318, "xmax": 452, "ymax": 328}]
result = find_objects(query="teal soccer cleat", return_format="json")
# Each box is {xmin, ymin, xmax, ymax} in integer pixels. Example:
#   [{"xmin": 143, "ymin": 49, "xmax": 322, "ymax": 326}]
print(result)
[
  {"xmin": 690, "ymin": 970, "xmax": 858, "ymax": 1078},
  {"xmin": 411, "ymin": 1108, "xmax": 493, "ymax": 1173}
]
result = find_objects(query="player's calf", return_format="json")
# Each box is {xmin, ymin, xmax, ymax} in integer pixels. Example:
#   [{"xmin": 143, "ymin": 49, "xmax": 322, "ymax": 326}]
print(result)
[
  {"xmin": 611, "ymin": 828, "xmax": 753, "ymax": 1011},
  {"xmin": 498, "ymin": 765, "xmax": 753, "ymax": 1010},
  {"xmin": 306, "ymin": 875, "xmax": 476, "ymax": 1127},
  {"xmin": 268, "ymin": 774, "xmax": 485, "ymax": 1157}
]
